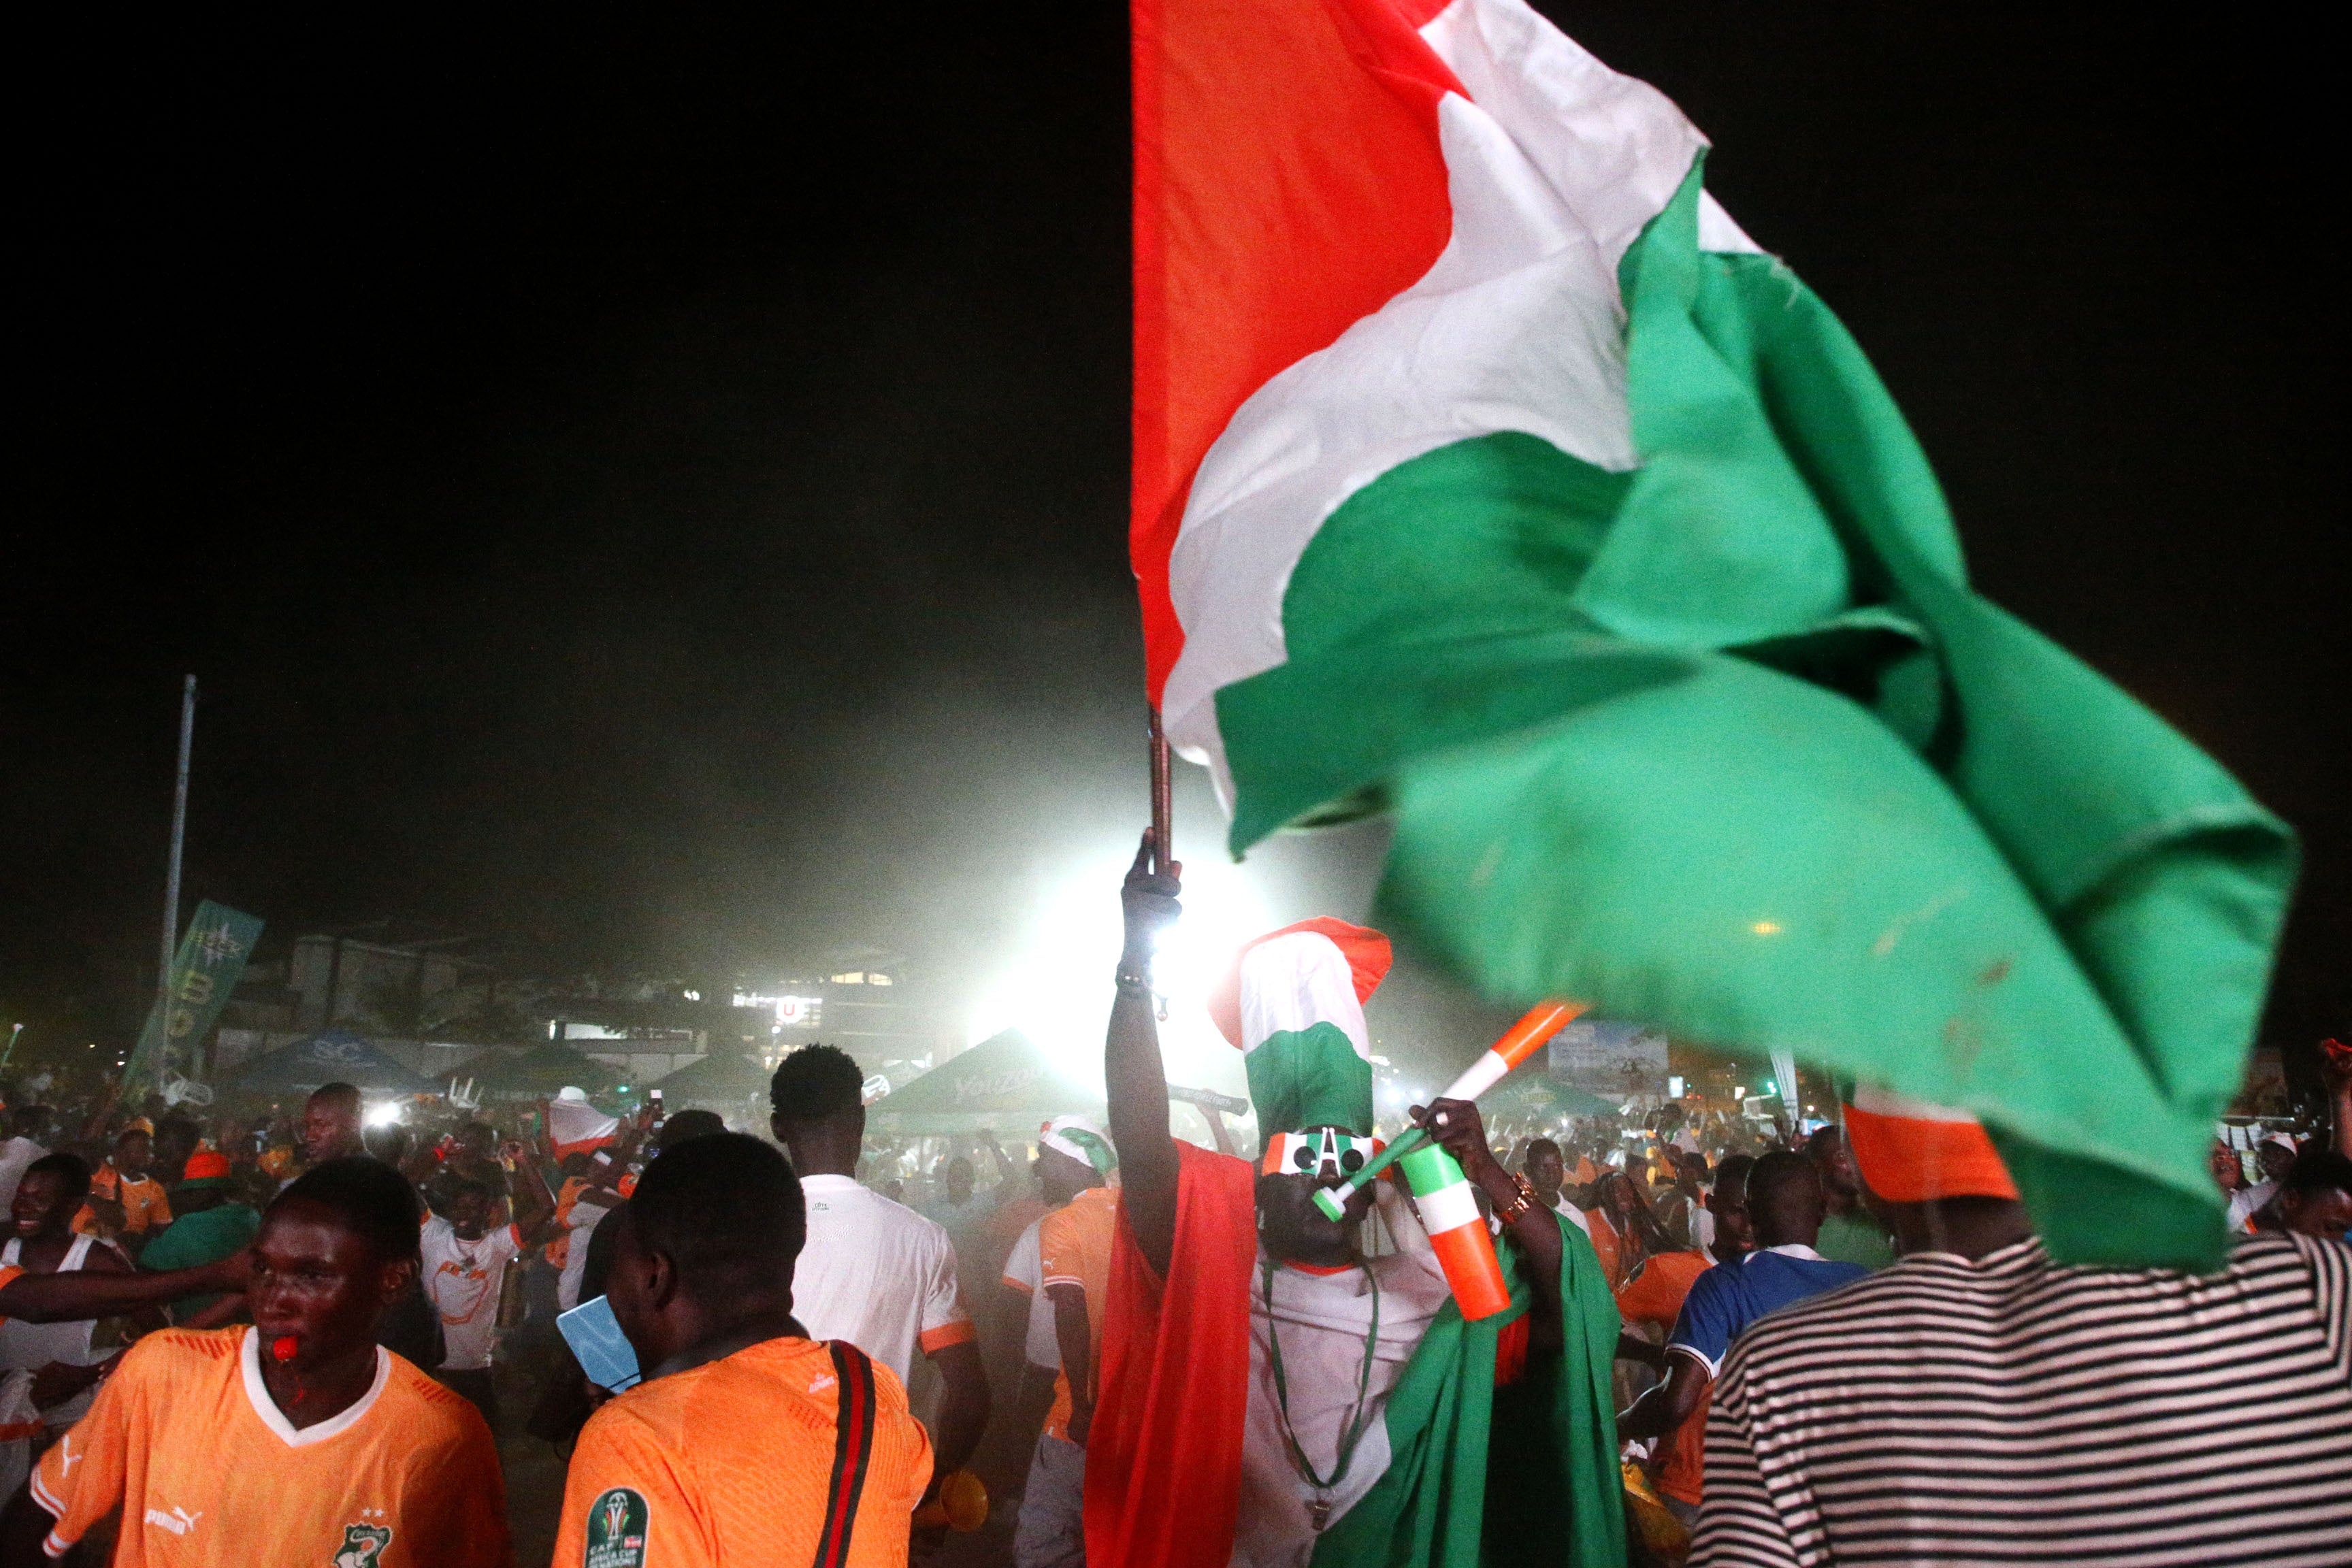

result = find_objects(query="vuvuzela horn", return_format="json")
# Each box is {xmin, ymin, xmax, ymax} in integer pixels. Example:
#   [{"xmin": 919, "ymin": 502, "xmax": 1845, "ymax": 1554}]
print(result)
[{"xmin": 1312, "ymin": 999, "xmax": 1585, "ymax": 1222}]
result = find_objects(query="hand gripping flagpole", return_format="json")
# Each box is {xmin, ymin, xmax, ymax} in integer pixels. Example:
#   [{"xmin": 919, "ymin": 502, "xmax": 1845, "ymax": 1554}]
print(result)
[{"xmin": 1313, "ymin": 999, "xmax": 1586, "ymax": 1222}]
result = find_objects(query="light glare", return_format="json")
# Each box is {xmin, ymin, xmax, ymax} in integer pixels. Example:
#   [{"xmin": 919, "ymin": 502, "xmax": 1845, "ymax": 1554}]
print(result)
[{"xmin": 964, "ymin": 845, "xmax": 1266, "ymax": 1102}]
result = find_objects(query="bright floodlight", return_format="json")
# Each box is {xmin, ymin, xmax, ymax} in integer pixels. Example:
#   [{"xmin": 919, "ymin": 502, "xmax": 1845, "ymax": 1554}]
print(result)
[
  {"xmin": 362, "ymin": 1100, "xmax": 404, "ymax": 1127},
  {"xmin": 964, "ymin": 843, "xmax": 1270, "ymax": 1101}
]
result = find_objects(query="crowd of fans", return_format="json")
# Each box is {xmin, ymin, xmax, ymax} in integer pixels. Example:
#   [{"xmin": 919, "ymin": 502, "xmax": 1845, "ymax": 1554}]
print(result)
[
  {"xmin": 0, "ymin": 924, "xmax": 2342, "ymax": 1565},
  {"xmin": 0, "ymin": 1057, "xmax": 1143, "ymax": 1565},
  {"xmin": 1488, "ymin": 1083, "xmax": 2352, "ymax": 1554}
]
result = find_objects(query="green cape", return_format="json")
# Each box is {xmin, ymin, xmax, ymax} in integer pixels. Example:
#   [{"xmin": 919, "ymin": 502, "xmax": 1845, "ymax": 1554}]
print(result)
[{"xmin": 1314, "ymin": 1211, "xmax": 1626, "ymax": 1568}]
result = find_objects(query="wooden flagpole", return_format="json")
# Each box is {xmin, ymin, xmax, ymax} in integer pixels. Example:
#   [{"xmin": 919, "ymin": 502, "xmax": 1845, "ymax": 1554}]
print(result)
[{"xmin": 1148, "ymin": 706, "xmax": 1173, "ymax": 872}]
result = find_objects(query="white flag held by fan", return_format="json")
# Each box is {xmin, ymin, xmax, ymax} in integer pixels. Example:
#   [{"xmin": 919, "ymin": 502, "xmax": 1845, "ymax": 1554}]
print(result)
[{"xmin": 546, "ymin": 1086, "xmax": 619, "ymax": 1157}]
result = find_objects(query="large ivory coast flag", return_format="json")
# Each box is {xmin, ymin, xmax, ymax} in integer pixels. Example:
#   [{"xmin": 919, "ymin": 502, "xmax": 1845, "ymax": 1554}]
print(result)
[{"xmin": 1134, "ymin": 0, "xmax": 2296, "ymax": 1270}]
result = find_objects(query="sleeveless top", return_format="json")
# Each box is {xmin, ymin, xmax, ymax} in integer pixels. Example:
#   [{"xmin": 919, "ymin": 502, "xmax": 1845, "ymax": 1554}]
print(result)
[{"xmin": 0, "ymin": 1234, "xmax": 110, "ymax": 1426}]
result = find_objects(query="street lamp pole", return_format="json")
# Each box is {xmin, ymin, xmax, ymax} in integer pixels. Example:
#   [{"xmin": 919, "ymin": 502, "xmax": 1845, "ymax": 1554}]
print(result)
[{"xmin": 157, "ymin": 674, "xmax": 197, "ymax": 1097}]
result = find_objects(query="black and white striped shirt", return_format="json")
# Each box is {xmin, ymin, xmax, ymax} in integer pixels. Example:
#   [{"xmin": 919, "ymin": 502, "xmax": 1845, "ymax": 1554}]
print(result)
[{"xmin": 1693, "ymin": 1232, "xmax": 2352, "ymax": 1566}]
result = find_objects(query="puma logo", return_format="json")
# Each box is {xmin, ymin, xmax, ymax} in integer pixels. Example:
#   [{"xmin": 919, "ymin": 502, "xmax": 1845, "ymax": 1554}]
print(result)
[{"xmin": 143, "ymin": 1505, "xmax": 203, "ymax": 1535}]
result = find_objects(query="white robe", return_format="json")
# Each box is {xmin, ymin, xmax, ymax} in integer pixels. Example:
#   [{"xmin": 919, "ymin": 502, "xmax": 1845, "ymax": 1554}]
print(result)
[{"xmin": 1234, "ymin": 1186, "xmax": 1454, "ymax": 1568}]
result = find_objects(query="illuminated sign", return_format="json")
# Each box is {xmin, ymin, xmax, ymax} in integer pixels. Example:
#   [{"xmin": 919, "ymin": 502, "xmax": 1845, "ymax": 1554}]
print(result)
[{"xmin": 732, "ymin": 992, "xmax": 821, "ymax": 1027}]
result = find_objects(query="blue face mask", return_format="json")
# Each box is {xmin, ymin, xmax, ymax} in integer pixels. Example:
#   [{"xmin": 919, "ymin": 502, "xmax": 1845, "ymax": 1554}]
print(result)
[{"xmin": 558, "ymin": 1295, "xmax": 642, "ymax": 1392}]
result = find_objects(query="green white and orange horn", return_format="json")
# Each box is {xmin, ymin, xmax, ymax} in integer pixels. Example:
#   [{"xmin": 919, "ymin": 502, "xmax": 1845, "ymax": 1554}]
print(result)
[
  {"xmin": 1398, "ymin": 1141, "xmax": 1513, "ymax": 1320},
  {"xmin": 1313, "ymin": 999, "xmax": 1584, "ymax": 1223}
]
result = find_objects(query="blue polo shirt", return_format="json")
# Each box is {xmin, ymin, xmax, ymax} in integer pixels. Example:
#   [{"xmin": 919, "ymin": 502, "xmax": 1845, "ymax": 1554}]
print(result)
[{"xmin": 1667, "ymin": 1244, "xmax": 1871, "ymax": 1375}]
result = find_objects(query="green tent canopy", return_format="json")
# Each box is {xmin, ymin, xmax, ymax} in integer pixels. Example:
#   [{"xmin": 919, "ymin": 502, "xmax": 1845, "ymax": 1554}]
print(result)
[
  {"xmin": 460, "ymin": 1043, "xmax": 619, "ymax": 1104},
  {"xmin": 649, "ymin": 1050, "xmax": 774, "ymax": 1115},
  {"xmin": 866, "ymin": 1030, "xmax": 1103, "ymax": 1136}
]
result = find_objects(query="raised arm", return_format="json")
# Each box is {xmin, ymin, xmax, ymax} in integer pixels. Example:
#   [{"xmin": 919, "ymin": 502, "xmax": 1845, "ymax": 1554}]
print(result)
[
  {"xmin": 398, "ymin": 1137, "xmax": 442, "ymax": 1187},
  {"xmin": 1107, "ymin": 832, "xmax": 1183, "ymax": 1277},
  {"xmin": 1203, "ymin": 1106, "xmax": 1237, "ymax": 1160},
  {"xmin": 80, "ymin": 1081, "xmax": 125, "ymax": 1143},
  {"xmin": 504, "ymin": 1139, "xmax": 564, "ymax": 1247},
  {"xmin": 977, "ymin": 1130, "xmax": 1017, "ymax": 1189}
]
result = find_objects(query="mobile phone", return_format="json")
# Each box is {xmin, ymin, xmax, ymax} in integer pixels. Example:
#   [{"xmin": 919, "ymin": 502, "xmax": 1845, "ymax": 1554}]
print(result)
[{"xmin": 558, "ymin": 1295, "xmax": 642, "ymax": 1393}]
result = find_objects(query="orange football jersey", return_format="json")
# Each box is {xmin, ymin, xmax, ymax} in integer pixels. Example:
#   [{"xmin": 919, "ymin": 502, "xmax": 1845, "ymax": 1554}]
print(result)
[
  {"xmin": 555, "ymin": 1334, "xmax": 931, "ymax": 1568},
  {"xmin": 74, "ymin": 1162, "xmax": 172, "ymax": 1236},
  {"xmin": 1614, "ymin": 1250, "xmax": 1713, "ymax": 1506},
  {"xmin": 1036, "ymin": 1185, "xmax": 1117, "ymax": 1442},
  {"xmin": 31, "ymin": 1326, "xmax": 510, "ymax": 1567}
]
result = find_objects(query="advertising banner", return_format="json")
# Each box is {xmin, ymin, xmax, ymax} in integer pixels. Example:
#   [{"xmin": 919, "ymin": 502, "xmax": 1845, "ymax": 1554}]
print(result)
[
  {"xmin": 1546, "ymin": 1017, "xmax": 1669, "ymax": 1102},
  {"xmin": 123, "ymin": 900, "xmax": 265, "ymax": 1090}
]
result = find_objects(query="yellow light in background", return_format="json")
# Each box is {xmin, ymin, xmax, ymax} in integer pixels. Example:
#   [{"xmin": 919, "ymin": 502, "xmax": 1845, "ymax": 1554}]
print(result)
[{"xmin": 1750, "ymin": 920, "xmax": 1783, "ymax": 936}]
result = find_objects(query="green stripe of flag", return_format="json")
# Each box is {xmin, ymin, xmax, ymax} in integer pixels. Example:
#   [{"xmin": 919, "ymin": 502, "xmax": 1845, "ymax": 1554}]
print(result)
[{"xmin": 1215, "ymin": 160, "xmax": 2294, "ymax": 1270}]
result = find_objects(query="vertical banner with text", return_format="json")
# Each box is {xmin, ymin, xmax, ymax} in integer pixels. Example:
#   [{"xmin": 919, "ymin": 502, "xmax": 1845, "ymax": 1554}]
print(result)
[{"xmin": 124, "ymin": 900, "xmax": 264, "ymax": 1090}]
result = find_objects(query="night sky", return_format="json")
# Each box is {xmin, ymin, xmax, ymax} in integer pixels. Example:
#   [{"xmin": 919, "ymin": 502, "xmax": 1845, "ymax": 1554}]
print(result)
[{"xmin": 9, "ymin": 10, "xmax": 2341, "ymax": 1069}]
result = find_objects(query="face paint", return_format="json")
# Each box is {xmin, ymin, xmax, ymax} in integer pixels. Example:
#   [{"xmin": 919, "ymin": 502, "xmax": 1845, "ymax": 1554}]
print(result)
[{"xmin": 1261, "ymin": 1129, "xmax": 1381, "ymax": 1179}]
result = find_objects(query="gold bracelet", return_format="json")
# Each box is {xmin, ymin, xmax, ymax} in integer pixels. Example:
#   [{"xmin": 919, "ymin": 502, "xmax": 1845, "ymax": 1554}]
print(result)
[{"xmin": 1492, "ymin": 1171, "xmax": 1539, "ymax": 1226}]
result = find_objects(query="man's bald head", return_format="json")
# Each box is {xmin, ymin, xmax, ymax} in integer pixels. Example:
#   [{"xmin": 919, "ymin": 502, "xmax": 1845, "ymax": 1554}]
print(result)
[
  {"xmin": 301, "ymin": 1082, "xmax": 365, "ymax": 1164},
  {"xmin": 1748, "ymin": 1151, "xmax": 1828, "ymax": 1249}
]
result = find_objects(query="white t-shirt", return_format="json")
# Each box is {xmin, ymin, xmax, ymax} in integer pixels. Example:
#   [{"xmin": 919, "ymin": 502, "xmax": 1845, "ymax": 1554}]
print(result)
[
  {"xmin": 1001, "ymin": 1215, "xmax": 1061, "ymax": 1369},
  {"xmin": 0, "ymin": 1235, "xmax": 114, "ymax": 1428},
  {"xmin": 420, "ymin": 1218, "xmax": 525, "ymax": 1371},
  {"xmin": 2226, "ymin": 1179, "xmax": 2277, "ymax": 1234},
  {"xmin": 1235, "ymin": 1186, "xmax": 1452, "ymax": 1568},
  {"xmin": 1550, "ymin": 1195, "xmax": 1593, "ymax": 1238},
  {"xmin": 558, "ymin": 1200, "xmax": 611, "ymax": 1312},
  {"xmin": 794, "ymin": 1173, "xmax": 972, "ymax": 1383}
]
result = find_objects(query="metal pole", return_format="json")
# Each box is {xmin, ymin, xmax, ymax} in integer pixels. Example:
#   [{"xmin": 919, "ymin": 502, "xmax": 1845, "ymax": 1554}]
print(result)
[
  {"xmin": 157, "ymin": 674, "xmax": 196, "ymax": 1096},
  {"xmin": 1147, "ymin": 706, "xmax": 1173, "ymax": 873}
]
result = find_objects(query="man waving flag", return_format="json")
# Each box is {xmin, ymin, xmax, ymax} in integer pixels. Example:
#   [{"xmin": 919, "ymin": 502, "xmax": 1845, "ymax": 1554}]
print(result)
[{"xmin": 1132, "ymin": 0, "xmax": 2293, "ymax": 1271}]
